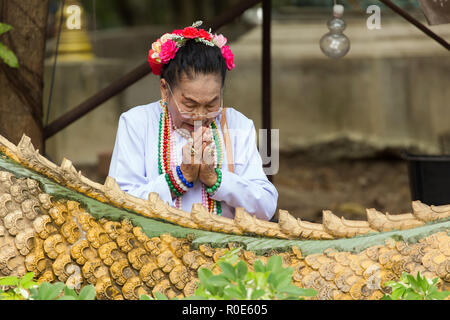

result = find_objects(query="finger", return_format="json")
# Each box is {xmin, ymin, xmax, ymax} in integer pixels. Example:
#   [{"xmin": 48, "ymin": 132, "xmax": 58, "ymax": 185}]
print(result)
[
  {"xmin": 182, "ymin": 143, "xmax": 197, "ymax": 164},
  {"xmin": 182, "ymin": 144, "xmax": 192, "ymax": 164},
  {"xmin": 203, "ymin": 128, "xmax": 212, "ymax": 142},
  {"xmin": 193, "ymin": 133, "xmax": 203, "ymax": 147},
  {"xmin": 202, "ymin": 139, "xmax": 212, "ymax": 148},
  {"xmin": 202, "ymin": 144, "xmax": 215, "ymax": 166}
]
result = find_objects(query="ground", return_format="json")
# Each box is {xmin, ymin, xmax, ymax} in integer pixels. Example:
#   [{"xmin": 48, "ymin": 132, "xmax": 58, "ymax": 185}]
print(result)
[{"xmin": 274, "ymin": 154, "xmax": 412, "ymax": 222}]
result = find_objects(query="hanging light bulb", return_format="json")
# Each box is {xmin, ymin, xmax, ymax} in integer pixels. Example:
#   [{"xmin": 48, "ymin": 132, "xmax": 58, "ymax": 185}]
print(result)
[{"xmin": 320, "ymin": 3, "xmax": 351, "ymax": 59}]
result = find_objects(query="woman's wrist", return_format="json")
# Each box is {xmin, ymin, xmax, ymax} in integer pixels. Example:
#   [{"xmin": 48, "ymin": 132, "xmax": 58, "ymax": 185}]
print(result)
[
  {"xmin": 176, "ymin": 165, "xmax": 194, "ymax": 188},
  {"xmin": 206, "ymin": 168, "xmax": 222, "ymax": 194},
  {"xmin": 179, "ymin": 164, "xmax": 195, "ymax": 183}
]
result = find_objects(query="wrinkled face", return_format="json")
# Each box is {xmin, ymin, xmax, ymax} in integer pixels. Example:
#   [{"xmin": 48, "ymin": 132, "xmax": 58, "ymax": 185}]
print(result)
[{"xmin": 160, "ymin": 72, "xmax": 222, "ymax": 133}]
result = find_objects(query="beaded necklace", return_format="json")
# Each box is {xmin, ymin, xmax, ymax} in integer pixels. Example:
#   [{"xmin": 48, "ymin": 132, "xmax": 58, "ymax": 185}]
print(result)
[{"xmin": 158, "ymin": 102, "xmax": 222, "ymax": 215}]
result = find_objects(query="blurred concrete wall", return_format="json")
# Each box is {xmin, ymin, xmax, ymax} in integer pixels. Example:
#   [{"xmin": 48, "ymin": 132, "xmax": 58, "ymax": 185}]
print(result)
[
  {"xmin": 226, "ymin": 18, "xmax": 450, "ymax": 158},
  {"xmin": 43, "ymin": 17, "xmax": 450, "ymax": 169}
]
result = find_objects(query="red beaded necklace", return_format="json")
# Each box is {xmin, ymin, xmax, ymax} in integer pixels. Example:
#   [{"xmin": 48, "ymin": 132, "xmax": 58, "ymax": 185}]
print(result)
[{"xmin": 158, "ymin": 102, "xmax": 222, "ymax": 215}]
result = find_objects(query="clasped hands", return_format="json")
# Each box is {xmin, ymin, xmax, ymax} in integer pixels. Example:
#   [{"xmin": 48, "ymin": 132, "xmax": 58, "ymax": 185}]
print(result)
[{"xmin": 179, "ymin": 125, "xmax": 218, "ymax": 188}]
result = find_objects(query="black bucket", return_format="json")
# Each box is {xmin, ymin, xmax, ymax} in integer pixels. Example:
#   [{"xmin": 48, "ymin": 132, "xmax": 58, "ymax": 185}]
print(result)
[{"xmin": 402, "ymin": 152, "xmax": 450, "ymax": 206}]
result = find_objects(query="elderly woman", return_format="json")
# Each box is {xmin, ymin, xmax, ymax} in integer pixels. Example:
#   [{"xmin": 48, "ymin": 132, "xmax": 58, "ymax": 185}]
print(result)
[{"xmin": 108, "ymin": 22, "xmax": 278, "ymax": 221}]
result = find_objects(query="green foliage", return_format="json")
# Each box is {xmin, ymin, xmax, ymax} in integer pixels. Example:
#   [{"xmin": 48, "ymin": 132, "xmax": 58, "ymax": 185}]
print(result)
[
  {"xmin": 0, "ymin": 272, "xmax": 38, "ymax": 300},
  {"xmin": 141, "ymin": 247, "xmax": 317, "ymax": 301},
  {"xmin": 0, "ymin": 272, "xmax": 96, "ymax": 300},
  {"xmin": 382, "ymin": 272, "xmax": 450, "ymax": 300},
  {"xmin": 0, "ymin": 22, "xmax": 19, "ymax": 68}
]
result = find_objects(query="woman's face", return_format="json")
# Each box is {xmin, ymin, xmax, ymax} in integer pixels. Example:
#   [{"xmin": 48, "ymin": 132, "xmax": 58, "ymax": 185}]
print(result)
[{"xmin": 160, "ymin": 72, "xmax": 222, "ymax": 133}]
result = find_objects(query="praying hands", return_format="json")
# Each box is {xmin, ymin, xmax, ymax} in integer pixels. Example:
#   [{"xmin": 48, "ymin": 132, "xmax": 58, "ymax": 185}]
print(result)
[{"xmin": 179, "ymin": 126, "xmax": 218, "ymax": 189}]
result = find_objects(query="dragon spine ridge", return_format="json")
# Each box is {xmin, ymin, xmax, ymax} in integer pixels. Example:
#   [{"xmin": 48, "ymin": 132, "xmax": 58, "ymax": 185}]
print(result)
[{"xmin": 0, "ymin": 133, "xmax": 448, "ymax": 300}]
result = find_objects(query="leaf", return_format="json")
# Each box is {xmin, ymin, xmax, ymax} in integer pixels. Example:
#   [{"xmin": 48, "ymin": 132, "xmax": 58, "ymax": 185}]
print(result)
[
  {"xmin": 235, "ymin": 261, "xmax": 248, "ymax": 281},
  {"xmin": 254, "ymin": 272, "xmax": 268, "ymax": 288},
  {"xmin": 208, "ymin": 275, "xmax": 231, "ymax": 288},
  {"xmin": 427, "ymin": 291, "xmax": 450, "ymax": 300},
  {"xmin": 266, "ymin": 256, "xmax": 282, "ymax": 273},
  {"xmin": 198, "ymin": 268, "xmax": 214, "ymax": 282},
  {"xmin": 218, "ymin": 247, "xmax": 241, "ymax": 266},
  {"xmin": 223, "ymin": 286, "xmax": 245, "ymax": 300},
  {"xmin": 140, "ymin": 294, "xmax": 153, "ymax": 300},
  {"xmin": 20, "ymin": 279, "xmax": 37, "ymax": 290},
  {"xmin": 0, "ymin": 43, "xmax": 19, "ymax": 68},
  {"xmin": 405, "ymin": 274, "xmax": 420, "ymax": 292},
  {"xmin": 34, "ymin": 282, "xmax": 50, "ymax": 300},
  {"xmin": 380, "ymin": 295, "xmax": 393, "ymax": 300},
  {"xmin": 390, "ymin": 287, "xmax": 406, "ymax": 300},
  {"xmin": 431, "ymin": 277, "xmax": 439, "ymax": 286},
  {"xmin": 384, "ymin": 280, "xmax": 398, "ymax": 287},
  {"xmin": 0, "ymin": 23, "xmax": 12, "ymax": 35},
  {"xmin": 15, "ymin": 288, "xmax": 30, "ymax": 299},
  {"xmin": 295, "ymin": 287, "xmax": 317, "ymax": 297},
  {"xmin": 198, "ymin": 268, "xmax": 217, "ymax": 294},
  {"xmin": 28, "ymin": 287, "xmax": 39, "ymax": 299},
  {"xmin": 218, "ymin": 262, "xmax": 236, "ymax": 282},
  {"xmin": 37, "ymin": 282, "xmax": 65, "ymax": 300},
  {"xmin": 0, "ymin": 291, "xmax": 19, "ymax": 300},
  {"xmin": 404, "ymin": 289, "xmax": 422, "ymax": 300},
  {"xmin": 278, "ymin": 285, "xmax": 304, "ymax": 297},
  {"xmin": 267, "ymin": 273, "xmax": 277, "ymax": 288},
  {"xmin": 0, "ymin": 276, "xmax": 19, "ymax": 287},
  {"xmin": 237, "ymin": 281, "xmax": 247, "ymax": 298},
  {"xmin": 273, "ymin": 273, "xmax": 292, "ymax": 291},
  {"xmin": 63, "ymin": 286, "xmax": 79, "ymax": 299},
  {"xmin": 79, "ymin": 285, "xmax": 96, "ymax": 300},
  {"xmin": 19, "ymin": 272, "xmax": 34, "ymax": 286},
  {"xmin": 253, "ymin": 260, "xmax": 265, "ymax": 273},
  {"xmin": 182, "ymin": 295, "xmax": 207, "ymax": 300},
  {"xmin": 154, "ymin": 291, "xmax": 169, "ymax": 300},
  {"xmin": 280, "ymin": 285, "xmax": 317, "ymax": 298},
  {"xmin": 417, "ymin": 273, "xmax": 429, "ymax": 294},
  {"xmin": 268, "ymin": 271, "xmax": 290, "ymax": 291},
  {"xmin": 57, "ymin": 295, "xmax": 77, "ymax": 300},
  {"xmin": 250, "ymin": 289, "xmax": 266, "ymax": 300}
]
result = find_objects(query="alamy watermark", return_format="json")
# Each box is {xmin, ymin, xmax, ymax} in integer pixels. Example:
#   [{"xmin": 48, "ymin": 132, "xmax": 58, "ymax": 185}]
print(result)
[
  {"xmin": 366, "ymin": 5, "xmax": 382, "ymax": 30},
  {"xmin": 66, "ymin": 4, "xmax": 82, "ymax": 30}
]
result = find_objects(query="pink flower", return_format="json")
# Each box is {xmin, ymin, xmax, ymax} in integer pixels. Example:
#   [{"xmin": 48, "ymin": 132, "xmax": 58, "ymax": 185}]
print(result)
[
  {"xmin": 213, "ymin": 34, "xmax": 227, "ymax": 48},
  {"xmin": 159, "ymin": 40, "xmax": 179, "ymax": 63},
  {"xmin": 221, "ymin": 45, "xmax": 235, "ymax": 71}
]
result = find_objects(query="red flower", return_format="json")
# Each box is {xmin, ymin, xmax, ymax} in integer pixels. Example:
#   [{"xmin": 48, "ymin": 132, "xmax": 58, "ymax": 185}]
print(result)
[
  {"xmin": 197, "ymin": 29, "xmax": 212, "ymax": 41},
  {"xmin": 182, "ymin": 27, "xmax": 199, "ymax": 39},
  {"xmin": 221, "ymin": 45, "xmax": 235, "ymax": 71},
  {"xmin": 171, "ymin": 29, "xmax": 184, "ymax": 36},
  {"xmin": 148, "ymin": 49, "xmax": 162, "ymax": 75}
]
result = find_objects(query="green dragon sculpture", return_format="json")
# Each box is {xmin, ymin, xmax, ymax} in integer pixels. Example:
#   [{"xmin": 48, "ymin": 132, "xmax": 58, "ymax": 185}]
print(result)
[{"xmin": 0, "ymin": 134, "xmax": 448, "ymax": 300}]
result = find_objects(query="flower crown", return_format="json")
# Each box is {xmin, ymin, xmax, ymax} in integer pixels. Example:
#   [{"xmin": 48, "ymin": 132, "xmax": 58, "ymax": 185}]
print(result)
[{"xmin": 148, "ymin": 21, "xmax": 235, "ymax": 76}]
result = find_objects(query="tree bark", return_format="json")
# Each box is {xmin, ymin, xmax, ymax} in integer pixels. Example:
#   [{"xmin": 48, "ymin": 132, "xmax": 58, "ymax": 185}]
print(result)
[{"xmin": 0, "ymin": 0, "xmax": 48, "ymax": 153}]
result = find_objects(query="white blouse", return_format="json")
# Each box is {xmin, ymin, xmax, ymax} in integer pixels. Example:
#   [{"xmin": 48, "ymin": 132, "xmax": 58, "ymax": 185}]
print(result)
[{"xmin": 108, "ymin": 100, "xmax": 278, "ymax": 221}]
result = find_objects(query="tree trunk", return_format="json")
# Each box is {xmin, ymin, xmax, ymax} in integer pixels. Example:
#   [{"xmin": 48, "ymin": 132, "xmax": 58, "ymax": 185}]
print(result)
[{"xmin": 0, "ymin": 0, "xmax": 48, "ymax": 153}]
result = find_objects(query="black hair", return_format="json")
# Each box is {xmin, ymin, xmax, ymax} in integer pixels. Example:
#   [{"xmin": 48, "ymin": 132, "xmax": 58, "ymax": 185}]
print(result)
[{"xmin": 160, "ymin": 39, "xmax": 227, "ymax": 88}]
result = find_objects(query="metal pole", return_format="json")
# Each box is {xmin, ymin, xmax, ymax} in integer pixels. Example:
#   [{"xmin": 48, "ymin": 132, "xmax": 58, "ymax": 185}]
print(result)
[
  {"xmin": 262, "ymin": 0, "xmax": 272, "ymax": 182},
  {"xmin": 44, "ymin": 0, "xmax": 264, "ymax": 140},
  {"xmin": 379, "ymin": 0, "xmax": 450, "ymax": 51}
]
